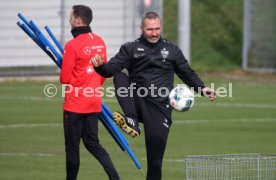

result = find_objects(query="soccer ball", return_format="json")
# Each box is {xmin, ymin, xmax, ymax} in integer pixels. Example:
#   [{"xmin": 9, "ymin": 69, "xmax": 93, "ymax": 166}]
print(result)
[{"xmin": 169, "ymin": 86, "xmax": 194, "ymax": 112}]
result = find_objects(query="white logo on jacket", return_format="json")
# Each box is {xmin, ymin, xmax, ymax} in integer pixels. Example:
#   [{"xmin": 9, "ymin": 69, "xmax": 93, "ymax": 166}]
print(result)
[
  {"xmin": 161, "ymin": 48, "xmax": 169, "ymax": 59},
  {"xmin": 137, "ymin": 47, "xmax": 144, "ymax": 51},
  {"xmin": 86, "ymin": 66, "xmax": 94, "ymax": 74},
  {"xmin": 84, "ymin": 46, "xmax": 92, "ymax": 55}
]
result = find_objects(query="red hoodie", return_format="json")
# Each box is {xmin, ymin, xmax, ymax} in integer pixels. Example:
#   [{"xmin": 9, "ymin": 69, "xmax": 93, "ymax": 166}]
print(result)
[{"xmin": 60, "ymin": 32, "xmax": 106, "ymax": 113}]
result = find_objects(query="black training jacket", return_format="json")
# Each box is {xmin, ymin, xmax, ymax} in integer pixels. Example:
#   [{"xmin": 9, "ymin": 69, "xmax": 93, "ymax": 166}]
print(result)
[{"xmin": 95, "ymin": 35, "xmax": 205, "ymax": 104}]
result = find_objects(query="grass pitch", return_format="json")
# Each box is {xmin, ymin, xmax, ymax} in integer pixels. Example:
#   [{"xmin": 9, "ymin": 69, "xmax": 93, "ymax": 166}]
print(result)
[{"xmin": 0, "ymin": 74, "xmax": 276, "ymax": 180}]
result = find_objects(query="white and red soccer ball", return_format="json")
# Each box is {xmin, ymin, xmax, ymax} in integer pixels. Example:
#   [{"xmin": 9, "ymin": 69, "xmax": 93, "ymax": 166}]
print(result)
[{"xmin": 169, "ymin": 86, "xmax": 194, "ymax": 112}]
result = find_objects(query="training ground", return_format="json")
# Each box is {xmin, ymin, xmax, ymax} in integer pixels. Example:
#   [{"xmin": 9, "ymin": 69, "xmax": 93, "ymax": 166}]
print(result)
[{"xmin": 0, "ymin": 72, "xmax": 276, "ymax": 179}]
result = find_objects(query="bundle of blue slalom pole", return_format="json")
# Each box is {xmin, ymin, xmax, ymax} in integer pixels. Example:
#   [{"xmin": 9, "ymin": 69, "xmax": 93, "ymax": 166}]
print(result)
[{"xmin": 17, "ymin": 13, "xmax": 142, "ymax": 172}]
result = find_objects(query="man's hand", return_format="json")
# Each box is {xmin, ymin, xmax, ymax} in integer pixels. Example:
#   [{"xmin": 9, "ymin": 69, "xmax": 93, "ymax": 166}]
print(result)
[
  {"xmin": 90, "ymin": 54, "xmax": 105, "ymax": 67},
  {"xmin": 202, "ymin": 87, "xmax": 217, "ymax": 101}
]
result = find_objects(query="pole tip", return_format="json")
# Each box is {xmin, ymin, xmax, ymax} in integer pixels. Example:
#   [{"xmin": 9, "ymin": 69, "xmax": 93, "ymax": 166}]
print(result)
[{"xmin": 140, "ymin": 168, "xmax": 146, "ymax": 176}]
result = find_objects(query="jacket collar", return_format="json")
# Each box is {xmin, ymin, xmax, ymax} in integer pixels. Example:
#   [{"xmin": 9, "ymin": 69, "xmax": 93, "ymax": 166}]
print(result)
[
  {"xmin": 140, "ymin": 34, "xmax": 162, "ymax": 47},
  {"xmin": 71, "ymin": 26, "xmax": 92, "ymax": 38}
]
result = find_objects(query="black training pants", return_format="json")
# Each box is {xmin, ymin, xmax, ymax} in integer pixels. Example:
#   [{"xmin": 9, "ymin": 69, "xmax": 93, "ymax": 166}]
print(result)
[
  {"xmin": 113, "ymin": 72, "xmax": 172, "ymax": 180},
  {"xmin": 135, "ymin": 97, "xmax": 172, "ymax": 180},
  {"xmin": 63, "ymin": 111, "xmax": 120, "ymax": 180}
]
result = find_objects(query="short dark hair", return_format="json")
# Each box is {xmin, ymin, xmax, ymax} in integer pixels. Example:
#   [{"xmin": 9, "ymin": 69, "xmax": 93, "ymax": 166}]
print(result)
[
  {"xmin": 141, "ymin": 11, "xmax": 160, "ymax": 26},
  {"xmin": 72, "ymin": 5, "xmax": 93, "ymax": 25}
]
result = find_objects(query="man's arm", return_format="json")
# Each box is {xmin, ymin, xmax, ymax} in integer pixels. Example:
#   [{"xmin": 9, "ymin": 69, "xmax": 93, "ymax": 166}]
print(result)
[
  {"xmin": 91, "ymin": 55, "xmax": 117, "ymax": 78},
  {"xmin": 91, "ymin": 45, "xmax": 131, "ymax": 77},
  {"xmin": 60, "ymin": 43, "xmax": 75, "ymax": 84},
  {"xmin": 173, "ymin": 48, "xmax": 216, "ymax": 101}
]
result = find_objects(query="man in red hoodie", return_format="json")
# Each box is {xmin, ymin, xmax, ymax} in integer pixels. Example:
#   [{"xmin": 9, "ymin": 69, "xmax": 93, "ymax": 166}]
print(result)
[{"xmin": 60, "ymin": 5, "xmax": 120, "ymax": 180}]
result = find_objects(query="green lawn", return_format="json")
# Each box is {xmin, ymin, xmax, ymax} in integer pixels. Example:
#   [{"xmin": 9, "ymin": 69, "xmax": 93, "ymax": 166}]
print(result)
[{"xmin": 0, "ymin": 75, "xmax": 276, "ymax": 180}]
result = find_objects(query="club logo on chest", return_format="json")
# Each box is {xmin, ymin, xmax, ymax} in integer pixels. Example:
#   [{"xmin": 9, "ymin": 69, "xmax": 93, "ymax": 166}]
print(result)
[{"xmin": 161, "ymin": 48, "xmax": 169, "ymax": 61}]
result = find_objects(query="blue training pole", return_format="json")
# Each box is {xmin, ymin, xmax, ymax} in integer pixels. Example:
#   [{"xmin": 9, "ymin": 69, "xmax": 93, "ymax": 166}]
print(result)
[
  {"xmin": 101, "ymin": 108, "xmax": 142, "ymax": 169},
  {"xmin": 45, "ymin": 26, "xmax": 64, "ymax": 54},
  {"xmin": 29, "ymin": 20, "xmax": 63, "ymax": 67},
  {"xmin": 16, "ymin": 22, "xmax": 58, "ymax": 66},
  {"xmin": 18, "ymin": 13, "xmax": 62, "ymax": 68},
  {"xmin": 98, "ymin": 113, "xmax": 125, "ymax": 151}
]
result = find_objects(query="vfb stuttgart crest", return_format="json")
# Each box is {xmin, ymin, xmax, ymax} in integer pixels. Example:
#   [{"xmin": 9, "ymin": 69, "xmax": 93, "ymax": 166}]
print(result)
[{"xmin": 161, "ymin": 48, "xmax": 169, "ymax": 60}]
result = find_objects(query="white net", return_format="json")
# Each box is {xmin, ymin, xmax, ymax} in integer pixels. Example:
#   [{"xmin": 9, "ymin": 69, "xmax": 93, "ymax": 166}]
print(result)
[
  {"xmin": 243, "ymin": 0, "xmax": 276, "ymax": 72},
  {"xmin": 185, "ymin": 154, "xmax": 276, "ymax": 180}
]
